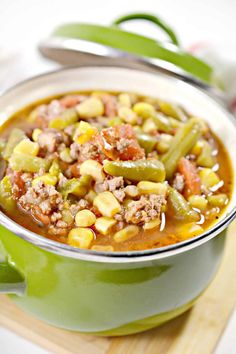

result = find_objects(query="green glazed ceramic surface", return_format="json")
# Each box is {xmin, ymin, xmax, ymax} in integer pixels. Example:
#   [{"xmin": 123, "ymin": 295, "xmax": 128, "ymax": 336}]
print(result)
[{"xmin": 0, "ymin": 225, "xmax": 226, "ymax": 335}]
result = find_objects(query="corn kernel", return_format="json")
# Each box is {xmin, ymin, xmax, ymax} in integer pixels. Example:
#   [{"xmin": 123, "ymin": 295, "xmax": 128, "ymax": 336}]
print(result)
[
  {"xmin": 191, "ymin": 140, "xmax": 204, "ymax": 156},
  {"xmin": 80, "ymin": 159, "xmax": 105, "ymax": 183},
  {"xmin": 142, "ymin": 118, "xmax": 157, "ymax": 134},
  {"xmin": 124, "ymin": 185, "xmax": 139, "ymax": 197},
  {"xmin": 114, "ymin": 225, "xmax": 139, "ymax": 243},
  {"xmin": 76, "ymin": 97, "xmax": 104, "ymax": 118},
  {"xmin": 93, "ymin": 191, "xmax": 121, "ymax": 217},
  {"xmin": 91, "ymin": 245, "xmax": 114, "ymax": 252},
  {"xmin": 95, "ymin": 217, "xmax": 117, "ymax": 235},
  {"xmin": 75, "ymin": 209, "xmax": 96, "ymax": 227},
  {"xmin": 133, "ymin": 102, "xmax": 155, "ymax": 118},
  {"xmin": 32, "ymin": 173, "xmax": 57, "ymax": 186},
  {"xmin": 207, "ymin": 194, "xmax": 228, "ymax": 207},
  {"xmin": 177, "ymin": 223, "xmax": 203, "ymax": 240},
  {"xmin": 156, "ymin": 135, "xmax": 173, "ymax": 154},
  {"xmin": 32, "ymin": 128, "xmax": 42, "ymax": 142},
  {"xmin": 68, "ymin": 228, "xmax": 94, "ymax": 249},
  {"xmin": 143, "ymin": 218, "xmax": 160, "ymax": 230},
  {"xmin": 188, "ymin": 195, "xmax": 208, "ymax": 211},
  {"xmin": 199, "ymin": 168, "xmax": 220, "ymax": 188},
  {"xmin": 85, "ymin": 190, "xmax": 97, "ymax": 203},
  {"xmin": 118, "ymin": 93, "xmax": 132, "ymax": 107},
  {"xmin": 137, "ymin": 181, "xmax": 167, "ymax": 196},
  {"xmin": 74, "ymin": 121, "xmax": 98, "ymax": 144},
  {"xmin": 118, "ymin": 107, "xmax": 137, "ymax": 124},
  {"xmin": 59, "ymin": 148, "xmax": 73, "ymax": 163},
  {"xmin": 156, "ymin": 141, "xmax": 170, "ymax": 154},
  {"xmin": 13, "ymin": 139, "xmax": 39, "ymax": 156}
]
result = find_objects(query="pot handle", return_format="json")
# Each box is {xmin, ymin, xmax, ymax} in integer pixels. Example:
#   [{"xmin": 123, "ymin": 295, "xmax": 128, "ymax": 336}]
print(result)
[{"xmin": 0, "ymin": 261, "xmax": 25, "ymax": 295}]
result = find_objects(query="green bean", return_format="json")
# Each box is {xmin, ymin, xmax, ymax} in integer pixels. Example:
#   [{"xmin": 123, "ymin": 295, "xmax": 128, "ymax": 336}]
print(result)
[
  {"xmin": 0, "ymin": 176, "xmax": 16, "ymax": 212},
  {"xmin": 49, "ymin": 108, "xmax": 78, "ymax": 130},
  {"xmin": 59, "ymin": 175, "xmax": 92, "ymax": 198},
  {"xmin": 3, "ymin": 129, "xmax": 26, "ymax": 160},
  {"xmin": 151, "ymin": 113, "xmax": 173, "ymax": 133},
  {"xmin": 137, "ymin": 133, "xmax": 157, "ymax": 153},
  {"xmin": 9, "ymin": 153, "xmax": 50, "ymax": 173},
  {"xmin": 197, "ymin": 141, "xmax": 215, "ymax": 168},
  {"xmin": 162, "ymin": 118, "xmax": 202, "ymax": 179},
  {"xmin": 168, "ymin": 187, "xmax": 199, "ymax": 221},
  {"xmin": 104, "ymin": 159, "xmax": 166, "ymax": 182},
  {"xmin": 159, "ymin": 101, "xmax": 187, "ymax": 122}
]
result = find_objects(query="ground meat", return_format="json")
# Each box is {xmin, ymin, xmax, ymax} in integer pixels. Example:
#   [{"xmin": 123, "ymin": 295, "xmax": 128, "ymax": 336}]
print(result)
[
  {"xmin": 125, "ymin": 194, "xmax": 166, "ymax": 224},
  {"xmin": 100, "ymin": 94, "xmax": 118, "ymax": 117},
  {"xmin": 58, "ymin": 174, "xmax": 68, "ymax": 188},
  {"xmin": 51, "ymin": 212, "xmax": 62, "ymax": 223},
  {"xmin": 47, "ymin": 100, "xmax": 64, "ymax": 119},
  {"xmin": 38, "ymin": 129, "xmax": 64, "ymax": 153},
  {"xmin": 107, "ymin": 177, "xmax": 124, "ymax": 191},
  {"xmin": 18, "ymin": 182, "xmax": 63, "ymax": 218},
  {"xmin": 94, "ymin": 177, "xmax": 125, "ymax": 199},
  {"xmin": 113, "ymin": 189, "xmax": 126, "ymax": 202},
  {"xmin": 70, "ymin": 140, "xmax": 102, "ymax": 162},
  {"xmin": 172, "ymin": 173, "xmax": 185, "ymax": 192},
  {"xmin": 116, "ymin": 138, "xmax": 131, "ymax": 152}
]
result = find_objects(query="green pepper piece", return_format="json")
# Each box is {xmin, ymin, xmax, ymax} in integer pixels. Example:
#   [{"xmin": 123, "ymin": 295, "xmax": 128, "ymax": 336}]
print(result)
[
  {"xmin": 108, "ymin": 117, "xmax": 123, "ymax": 127},
  {"xmin": 104, "ymin": 159, "xmax": 166, "ymax": 182},
  {"xmin": 162, "ymin": 118, "xmax": 202, "ymax": 180},
  {"xmin": 49, "ymin": 160, "xmax": 61, "ymax": 177},
  {"xmin": 49, "ymin": 108, "xmax": 78, "ymax": 130},
  {"xmin": 3, "ymin": 129, "xmax": 26, "ymax": 160},
  {"xmin": 0, "ymin": 176, "xmax": 16, "ymax": 212},
  {"xmin": 197, "ymin": 141, "xmax": 215, "ymax": 168},
  {"xmin": 59, "ymin": 175, "xmax": 92, "ymax": 198},
  {"xmin": 137, "ymin": 133, "xmax": 157, "ymax": 153},
  {"xmin": 168, "ymin": 187, "xmax": 199, "ymax": 221},
  {"xmin": 9, "ymin": 153, "xmax": 50, "ymax": 173}
]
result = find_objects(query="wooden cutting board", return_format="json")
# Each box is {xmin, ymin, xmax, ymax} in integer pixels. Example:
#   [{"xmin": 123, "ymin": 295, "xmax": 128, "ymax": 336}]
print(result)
[{"xmin": 1, "ymin": 221, "xmax": 236, "ymax": 354}]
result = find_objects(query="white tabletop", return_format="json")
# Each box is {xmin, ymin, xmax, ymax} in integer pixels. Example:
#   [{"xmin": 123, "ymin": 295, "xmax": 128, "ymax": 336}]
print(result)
[{"xmin": 0, "ymin": 0, "xmax": 236, "ymax": 352}]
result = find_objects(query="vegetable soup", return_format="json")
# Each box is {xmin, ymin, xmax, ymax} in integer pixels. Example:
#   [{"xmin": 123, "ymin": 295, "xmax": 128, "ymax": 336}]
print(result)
[{"xmin": 0, "ymin": 91, "xmax": 233, "ymax": 252}]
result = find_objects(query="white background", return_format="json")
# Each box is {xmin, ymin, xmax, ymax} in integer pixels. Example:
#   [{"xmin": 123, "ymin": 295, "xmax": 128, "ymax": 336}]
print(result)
[{"xmin": 0, "ymin": 0, "xmax": 236, "ymax": 353}]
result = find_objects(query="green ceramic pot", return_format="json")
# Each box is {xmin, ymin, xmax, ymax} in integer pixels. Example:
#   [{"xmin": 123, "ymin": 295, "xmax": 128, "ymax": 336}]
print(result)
[{"xmin": 0, "ymin": 67, "xmax": 236, "ymax": 336}]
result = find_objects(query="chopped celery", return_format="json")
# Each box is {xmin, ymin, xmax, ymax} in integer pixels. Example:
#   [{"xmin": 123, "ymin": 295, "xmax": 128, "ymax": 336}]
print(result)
[
  {"xmin": 3, "ymin": 129, "xmax": 26, "ymax": 160},
  {"xmin": 9, "ymin": 153, "xmax": 50, "ymax": 173},
  {"xmin": 59, "ymin": 175, "xmax": 92, "ymax": 198},
  {"xmin": 0, "ymin": 176, "xmax": 16, "ymax": 212}
]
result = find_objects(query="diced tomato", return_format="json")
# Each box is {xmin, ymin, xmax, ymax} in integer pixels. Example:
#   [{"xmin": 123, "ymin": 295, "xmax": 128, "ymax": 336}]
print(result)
[
  {"xmin": 97, "ymin": 124, "xmax": 145, "ymax": 161},
  {"xmin": 68, "ymin": 163, "xmax": 81, "ymax": 178},
  {"xmin": 178, "ymin": 157, "xmax": 201, "ymax": 196}
]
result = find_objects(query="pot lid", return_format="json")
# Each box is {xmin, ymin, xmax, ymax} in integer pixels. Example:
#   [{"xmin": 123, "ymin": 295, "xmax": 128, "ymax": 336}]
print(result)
[
  {"xmin": 38, "ymin": 15, "xmax": 224, "ymax": 102},
  {"xmin": 39, "ymin": 36, "xmax": 224, "ymax": 103}
]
